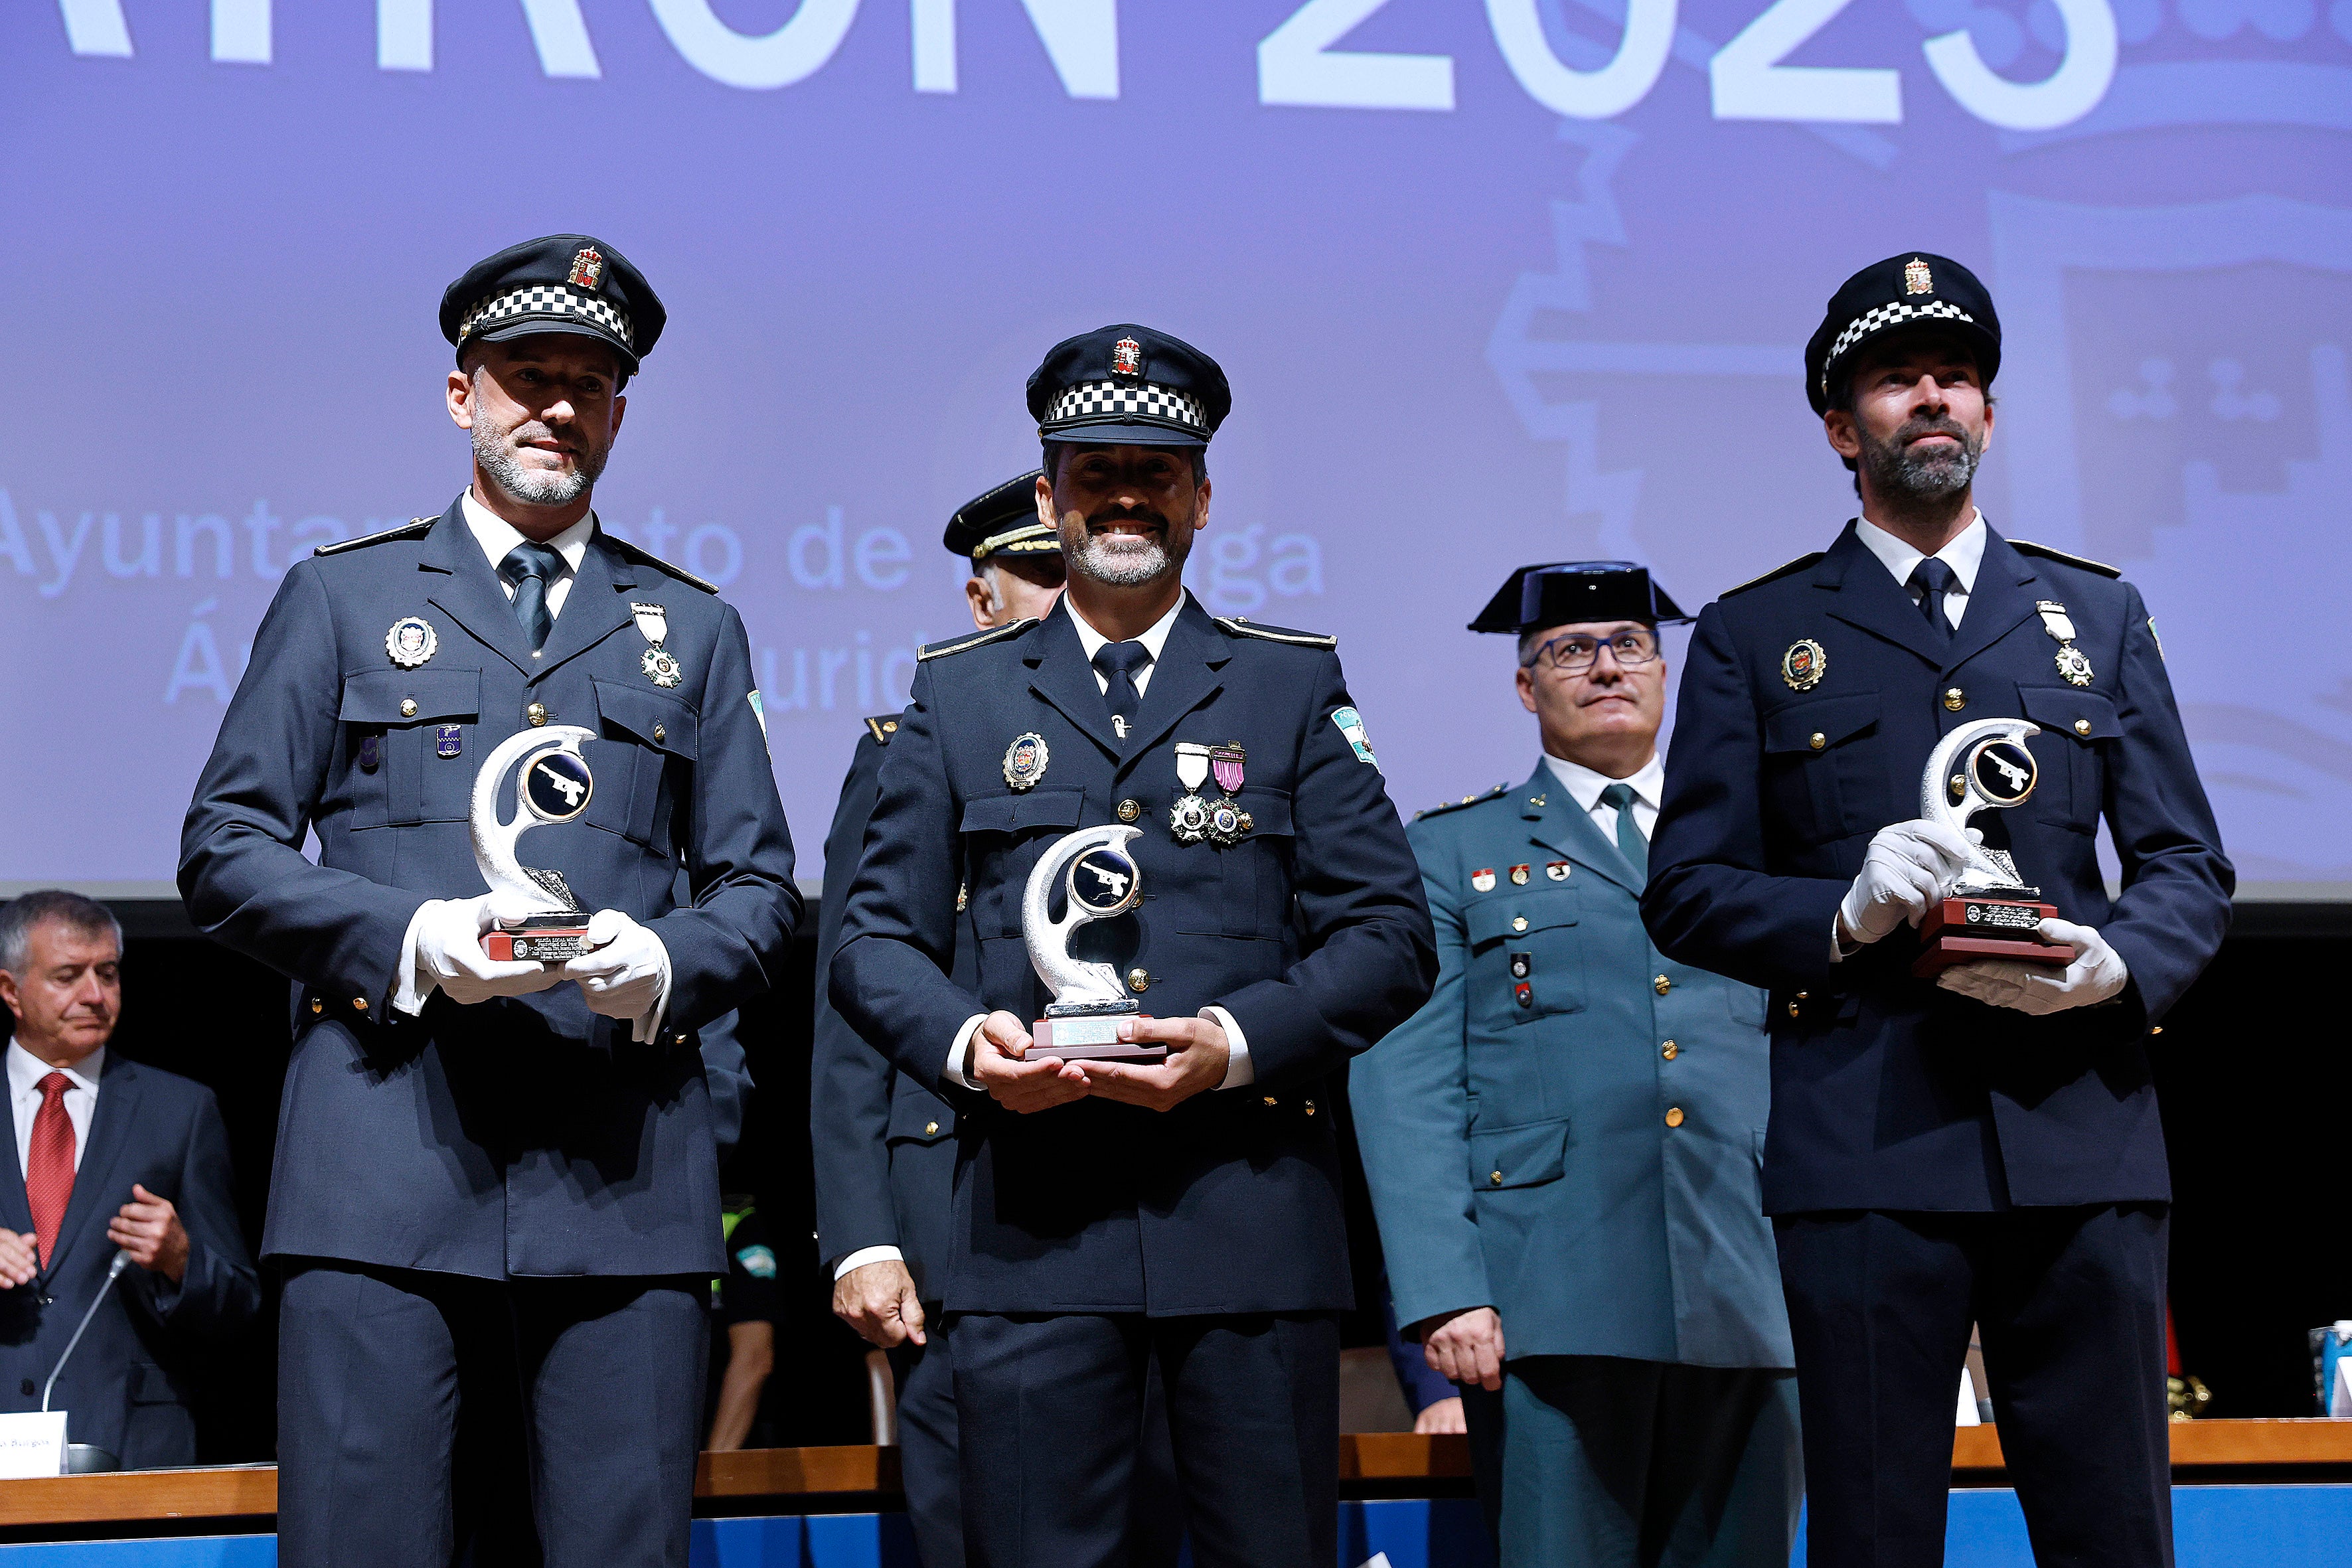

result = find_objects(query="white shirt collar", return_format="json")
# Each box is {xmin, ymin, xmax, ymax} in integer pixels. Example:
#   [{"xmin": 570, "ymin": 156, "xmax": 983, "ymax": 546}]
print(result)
[
  {"xmin": 461, "ymin": 488, "xmax": 595, "ymax": 580},
  {"xmin": 1062, "ymin": 590, "xmax": 1188, "ymax": 665},
  {"xmin": 1541, "ymin": 750, "xmax": 1664, "ymax": 815},
  {"xmin": 9, "ymin": 1040, "xmax": 102, "ymax": 1099},
  {"xmin": 1853, "ymin": 509, "xmax": 1987, "ymax": 595}
]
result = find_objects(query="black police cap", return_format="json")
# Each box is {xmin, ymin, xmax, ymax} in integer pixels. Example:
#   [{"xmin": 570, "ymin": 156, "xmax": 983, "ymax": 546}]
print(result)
[
  {"xmin": 1468, "ymin": 562, "xmax": 1690, "ymax": 635},
  {"xmin": 942, "ymin": 470, "xmax": 1061, "ymax": 562},
  {"xmin": 1026, "ymin": 324, "xmax": 1231, "ymax": 447},
  {"xmin": 1804, "ymin": 252, "xmax": 1999, "ymax": 415},
  {"xmin": 441, "ymin": 234, "xmax": 665, "ymax": 376}
]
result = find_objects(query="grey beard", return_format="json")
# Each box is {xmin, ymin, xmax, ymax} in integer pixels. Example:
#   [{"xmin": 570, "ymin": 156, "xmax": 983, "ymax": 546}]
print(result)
[
  {"xmin": 1863, "ymin": 428, "xmax": 1980, "ymax": 501},
  {"xmin": 1069, "ymin": 531, "xmax": 1172, "ymax": 588},
  {"xmin": 475, "ymin": 424, "xmax": 603, "ymax": 509}
]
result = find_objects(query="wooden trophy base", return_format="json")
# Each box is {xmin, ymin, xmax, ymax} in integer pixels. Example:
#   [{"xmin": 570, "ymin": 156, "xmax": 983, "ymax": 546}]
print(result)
[
  {"xmin": 1034, "ymin": 1010, "xmax": 1164, "ymax": 1063},
  {"xmin": 1912, "ymin": 896, "xmax": 2075, "ymax": 977},
  {"xmin": 483, "ymin": 915, "xmax": 592, "ymax": 963}
]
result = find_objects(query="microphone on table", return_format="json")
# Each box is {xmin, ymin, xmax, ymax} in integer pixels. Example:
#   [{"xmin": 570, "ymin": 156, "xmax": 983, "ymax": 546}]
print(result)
[{"xmin": 41, "ymin": 1251, "xmax": 132, "ymax": 1414}]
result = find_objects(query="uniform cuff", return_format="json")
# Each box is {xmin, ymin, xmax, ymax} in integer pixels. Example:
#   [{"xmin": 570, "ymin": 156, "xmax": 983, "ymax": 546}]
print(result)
[
  {"xmin": 832, "ymin": 1245, "xmax": 905, "ymax": 1281},
  {"xmin": 943, "ymin": 1014, "xmax": 987, "ymax": 1090},
  {"xmin": 394, "ymin": 900, "xmax": 443, "ymax": 1016},
  {"xmin": 1204, "ymin": 1006, "xmax": 1253, "ymax": 1089}
]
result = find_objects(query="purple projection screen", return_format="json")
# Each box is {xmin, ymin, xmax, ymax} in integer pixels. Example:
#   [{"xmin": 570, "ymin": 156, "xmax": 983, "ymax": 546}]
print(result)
[{"xmin": 1, "ymin": 1, "xmax": 2346, "ymax": 896}]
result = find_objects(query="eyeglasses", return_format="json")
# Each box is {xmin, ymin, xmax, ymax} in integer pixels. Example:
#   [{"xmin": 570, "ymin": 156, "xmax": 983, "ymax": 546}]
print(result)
[{"xmin": 1523, "ymin": 627, "xmax": 1659, "ymax": 674}]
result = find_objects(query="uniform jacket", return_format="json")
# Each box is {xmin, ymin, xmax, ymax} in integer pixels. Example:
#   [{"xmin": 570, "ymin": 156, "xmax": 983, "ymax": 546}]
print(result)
[
  {"xmin": 179, "ymin": 501, "xmax": 797, "ymax": 1279},
  {"xmin": 1643, "ymin": 522, "xmax": 2232, "ymax": 1214},
  {"xmin": 811, "ymin": 718, "xmax": 961, "ymax": 1306},
  {"xmin": 0, "ymin": 1056, "xmax": 260, "ymax": 1466},
  {"xmin": 1353, "ymin": 763, "xmax": 1792, "ymax": 1369},
  {"xmin": 830, "ymin": 594, "xmax": 1437, "ymax": 1316}
]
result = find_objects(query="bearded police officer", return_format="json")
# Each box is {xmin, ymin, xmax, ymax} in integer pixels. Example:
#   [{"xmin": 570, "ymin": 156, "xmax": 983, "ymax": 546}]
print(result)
[
  {"xmin": 179, "ymin": 236, "xmax": 799, "ymax": 1567},
  {"xmin": 1353, "ymin": 562, "xmax": 1800, "ymax": 1568},
  {"xmin": 1643, "ymin": 254, "xmax": 2231, "ymax": 1568},
  {"xmin": 830, "ymin": 325, "xmax": 1437, "ymax": 1567}
]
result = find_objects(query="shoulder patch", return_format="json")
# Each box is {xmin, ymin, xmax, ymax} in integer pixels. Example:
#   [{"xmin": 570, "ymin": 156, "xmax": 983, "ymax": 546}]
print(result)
[
  {"xmin": 862, "ymin": 713, "xmax": 902, "ymax": 745},
  {"xmin": 313, "ymin": 517, "xmax": 435, "ymax": 557},
  {"xmin": 2007, "ymin": 539, "xmax": 2122, "ymax": 578},
  {"xmin": 1215, "ymin": 615, "xmax": 1336, "ymax": 650},
  {"xmin": 918, "ymin": 618, "xmax": 1038, "ymax": 662},
  {"xmin": 1721, "ymin": 552, "xmax": 1826, "ymax": 597},
  {"xmin": 1413, "ymin": 783, "xmax": 1511, "ymax": 822},
  {"xmin": 604, "ymin": 535, "xmax": 718, "ymax": 593}
]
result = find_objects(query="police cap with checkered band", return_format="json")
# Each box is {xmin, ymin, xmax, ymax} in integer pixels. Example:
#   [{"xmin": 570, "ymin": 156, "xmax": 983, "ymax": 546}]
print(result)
[
  {"xmin": 440, "ymin": 234, "xmax": 666, "ymax": 377},
  {"xmin": 942, "ymin": 469, "xmax": 1061, "ymax": 562},
  {"xmin": 1027, "ymin": 324, "xmax": 1231, "ymax": 447},
  {"xmin": 1803, "ymin": 253, "xmax": 2000, "ymax": 416}
]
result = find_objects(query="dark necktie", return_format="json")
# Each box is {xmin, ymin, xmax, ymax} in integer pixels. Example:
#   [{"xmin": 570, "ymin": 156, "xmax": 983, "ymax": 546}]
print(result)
[
  {"xmin": 1908, "ymin": 557, "xmax": 1958, "ymax": 637},
  {"xmin": 1093, "ymin": 641, "xmax": 1152, "ymax": 740},
  {"xmin": 501, "ymin": 541, "xmax": 565, "ymax": 654},
  {"xmin": 25, "ymin": 1073, "xmax": 74, "ymax": 1269},
  {"xmin": 1599, "ymin": 783, "xmax": 1648, "ymax": 883}
]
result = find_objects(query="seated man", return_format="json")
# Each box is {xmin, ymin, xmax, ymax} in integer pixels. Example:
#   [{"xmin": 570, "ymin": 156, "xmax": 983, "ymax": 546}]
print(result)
[{"xmin": 0, "ymin": 891, "xmax": 260, "ymax": 1468}]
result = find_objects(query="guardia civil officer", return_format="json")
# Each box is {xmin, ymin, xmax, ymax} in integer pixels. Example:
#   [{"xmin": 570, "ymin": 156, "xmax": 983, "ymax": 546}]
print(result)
[
  {"xmin": 830, "ymin": 325, "xmax": 1437, "ymax": 1567},
  {"xmin": 178, "ymin": 236, "xmax": 799, "ymax": 1568},
  {"xmin": 811, "ymin": 469, "xmax": 1067, "ymax": 1565},
  {"xmin": 1643, "ymin": 254, "xmax": 2232, "ymax": 1568},
  {"xmin": 1354, "ymin": 562, "xmax": 1800, "ymax": 1567}
]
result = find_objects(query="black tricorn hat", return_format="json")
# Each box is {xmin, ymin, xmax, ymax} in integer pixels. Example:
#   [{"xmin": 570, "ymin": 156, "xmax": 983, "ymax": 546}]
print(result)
[
  {"xmin": 942, "ymin": 470, "xmax": 1059, "ymax": 562},
  {"xmin": 1469, "ymin": 562, "xmax": 1691, "ymax": 635},
  {"xmin": 1803, "ymin": 252, "xmax": 1999, "ymax": 416},
  {"xmin": 441, "ymin": 234, "xmax": 665, "ymax": 375}
]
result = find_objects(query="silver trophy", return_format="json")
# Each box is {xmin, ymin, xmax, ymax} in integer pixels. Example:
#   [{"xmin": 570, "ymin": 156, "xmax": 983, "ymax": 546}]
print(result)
[
  {"xmin": 1913, "ymin": 717, "xmax": 2071, "ymax": 975},
  {"xmin": 1024, "ymin": 824, "xmax": 1162, "ymax": 1062},
  {"xmin": 471, "ymin": 726, "xmax": 597, "ymax": 962}
]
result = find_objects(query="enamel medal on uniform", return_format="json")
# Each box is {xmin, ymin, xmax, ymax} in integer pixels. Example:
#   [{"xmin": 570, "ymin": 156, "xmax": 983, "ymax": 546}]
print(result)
[
  {"xmin": 1206, "ymin": 744, "xmax": 1254, "ymax": 846},
  {"xmin": 1472, "ymin": 868, "xmax": 1496, "ymax": 892},
  {"xmin": 1545, "ymin": 861, "xmax": 1570, "ymax": 882},
  {"xmin": 632, "ymin": 602, "xmax": 684, "ymax": 688},
  {"xmin": 2036, "ymin": 601, "xmax": 2094, "ymax": 687},
  {"xmin": 1509, "ymin": 864, "xmax": 1530, "ymax": 886},
  {"xmin": 387, "ymin": 616, "xmax": 437, "ymax": 668},
  {"xmin": 1782, "ymin": 639, "xmax": 1826, "ymax": 691},
  {"xmin": 1170, "ymin": 742, "xmax": 1212, "ymax": 844},
  {"xmin": 1003, "ymin": 732, "xmax": 1050, "ymax": 792}
]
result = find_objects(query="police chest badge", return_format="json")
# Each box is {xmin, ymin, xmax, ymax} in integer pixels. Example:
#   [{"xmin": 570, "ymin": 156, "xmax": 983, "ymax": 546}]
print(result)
[
  {"xmin": 386, "ymin": 615, "xmax": 437, "ymax": 668},
  {"xmin": 631, "ymin": 601, "xmax": 683, "ymax": 688},
  {"xmin": 2036, "ymin": 601, "xmax": 2094, "ymax": 686},
  {"xmin": 1782, "ymin": 639, "xmax": 1826, "ymax": 692},
  {"xmin": 1003, "ymin": 732, "xmax": 1049, "ymax": 791}
]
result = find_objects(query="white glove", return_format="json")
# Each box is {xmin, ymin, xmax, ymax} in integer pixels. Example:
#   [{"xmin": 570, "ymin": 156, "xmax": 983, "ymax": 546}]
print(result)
[
  {"xmin": 404, "ymin": 891, "xmax": 567, "ymax": 1010},
  {"xmin": 1936, "ymin": 918, "xmax": 2129, "ymax": 1015},
  {"xmin": 562, "ymin": 909, "xmax": 672, "ymax": 1040},
  {"xmin": 1838, "ymin": 819, "xmax": 1975, "ymax": 946}
]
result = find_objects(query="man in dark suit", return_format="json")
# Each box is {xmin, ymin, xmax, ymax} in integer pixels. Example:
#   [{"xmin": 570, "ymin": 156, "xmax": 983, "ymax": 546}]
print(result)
[
  {"xmin": 0, "ymin": 891, "xmax": 259, "ymax": 1469},
  {"xmin": 1644, "ymin": 254, "xmax": 2232, "ymax": 1568},
  {"xmin": 179, "ymin": 236, "xmax": 797, "ymax": 1567},
  {"xmin": 812, "ymin": 468, "xmax": 1065, "ymax": 1564},
  {"xmin": 831, "ymin": 324, "xmax": 1437, "ymax": 1567}
]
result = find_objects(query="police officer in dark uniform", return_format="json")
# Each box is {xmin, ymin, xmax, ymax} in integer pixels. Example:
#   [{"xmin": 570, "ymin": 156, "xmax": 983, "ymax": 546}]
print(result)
[
  {"xmin": 811, "ymin": 469, "xmax": 1065, "ymax": 1565},
  {"xmin": 179, "ymin": 235, "xmax": 799, "ymax": 1568},
  {"xmin": 1643, "ymin": 254, "xmax": 2232, "ymax": 1568},
  {"xmin": 830, "ymin": 325, "xmax": 1437, "ymax": 1567}
]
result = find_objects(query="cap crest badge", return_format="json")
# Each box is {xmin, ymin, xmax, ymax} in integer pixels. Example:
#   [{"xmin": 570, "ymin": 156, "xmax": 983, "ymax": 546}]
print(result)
[
  {"xmin": 1904, "ymin": 257, "xmax": 1933, "ymax": 295},
  {"xmin": 568, "ymin": 246, "xmax": 606, "ymax": 291},
  {"xmin": 1111, "ymin": 337, "xmax": 1142, "ymax": 378}
]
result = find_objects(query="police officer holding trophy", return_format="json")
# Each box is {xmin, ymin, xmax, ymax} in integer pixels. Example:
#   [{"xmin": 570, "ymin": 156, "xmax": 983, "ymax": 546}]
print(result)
[
  {"xmin": 179, "ymin": 235, "xmax": 798, "ymax": 1567},
  {"xmin": 1353, "ymin": 562, "xmax": 1800, "ymax": 1567},
  {"xmin": 1643, "ymin": 254, "xmax": 2232, "ymax": 1568},
  {"xmin": 831, "ymin": 325, "xmax": 1437, "ymax": 1567}
]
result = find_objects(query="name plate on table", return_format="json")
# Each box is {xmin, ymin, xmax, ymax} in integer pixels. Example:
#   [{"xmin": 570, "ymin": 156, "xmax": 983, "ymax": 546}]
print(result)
[{"xmin": 0, "ymin": 1411, "xmax": 68, "ymax": 1477}]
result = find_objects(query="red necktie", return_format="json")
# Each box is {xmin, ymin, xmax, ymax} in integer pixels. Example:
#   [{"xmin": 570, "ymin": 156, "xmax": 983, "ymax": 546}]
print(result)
[{"xmin": 25, "ymin": 1073, "xmax": 75, "ymax": 1269}]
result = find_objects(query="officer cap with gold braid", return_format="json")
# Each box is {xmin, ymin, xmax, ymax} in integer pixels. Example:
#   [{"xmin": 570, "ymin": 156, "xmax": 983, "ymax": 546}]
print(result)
[
  {"xmin": 942, "ymin": 469, "xmax": 1061, "ymax": 564},
  {"xmin": 1804, "ymin": 252, "xmax": 1999, "ymax": 416},
  {"xmin": 441, "ymin": 234, "xmax": 666, "ymax": 377}
]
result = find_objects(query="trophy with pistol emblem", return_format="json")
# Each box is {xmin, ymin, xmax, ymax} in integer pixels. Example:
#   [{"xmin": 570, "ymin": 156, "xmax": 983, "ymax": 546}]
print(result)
[
  {"xmin": 472, "ymin": 726, "xmax": 597, "ymax": 963},
  {"xmin": 1025, "ymin": 824, "xmax": 1162, "ymax": 1062},
  {"xmin": 1912, "ymin": 717, "xmax": 2076, "ymax": 977}
]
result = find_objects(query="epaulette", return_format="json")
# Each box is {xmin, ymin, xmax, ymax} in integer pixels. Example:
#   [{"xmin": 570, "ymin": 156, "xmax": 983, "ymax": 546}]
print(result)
[
  {"xmin": 313, "ymin": 518, "xmax": 435, "ymax": 557},
  {"xmin": 917, "ymin": 618, "xmax": 1038, "ymax": 662},
  {"xmin": 1721, "ymin": 552, "xmax": 1825, "ymax": 597},
  {"xmin": 1413, "ymin": 783, "xmax": 1510, "ymax": 822},
  {"xmin": 1215, "ymin": 615, "xmax": 1336, "ymax": 650},
  {"xmin": 2008, "ymin": 539, "xmax": 2121, "ymax": 578},
  {"xmin": 862, "ymin": 713, "xmax": 902, "ymax": 745},
  {"xmin": 605, "ymin": 535, "xmax": 718, "ymax": 593}
]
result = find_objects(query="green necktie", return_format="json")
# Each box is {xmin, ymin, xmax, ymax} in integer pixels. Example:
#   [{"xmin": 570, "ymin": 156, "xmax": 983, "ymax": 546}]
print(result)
[{"xmin": 1600, "ymin": 782, "xmax": 1647, "ymax": 882}]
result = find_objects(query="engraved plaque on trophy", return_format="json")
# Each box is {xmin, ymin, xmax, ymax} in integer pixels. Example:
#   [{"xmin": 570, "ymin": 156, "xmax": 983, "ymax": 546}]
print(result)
[
  {"xmin": 471, "ymin": 726, "xmax": 597, "ymax": 963},
  {"xmin": 1911, "ymin": 717, "xmax": 2077, "ymax": 978},
  {"xmin": 1025, "ymin": 824, "xmax": 1162, "ymax": 1063}
]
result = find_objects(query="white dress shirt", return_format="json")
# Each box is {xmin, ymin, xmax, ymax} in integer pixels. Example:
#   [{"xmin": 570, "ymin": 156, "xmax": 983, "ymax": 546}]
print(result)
[
  {"xmin": 1061, "ymin": 590, "xmax": 1186, "ymax": 704},
  {"xmin": 1853, "ymin": 510, "xmax": 1986, "ymax": 630},
  {"xmin": 461, "ymin": 489, "xmax": 594, "ymax": 627},
  {"xmin": 1541, "ymin": 751, "xmax": 1664, "ymax": 846},
  {"xmin": 10, "ymin": 1042, "xmax": 102, "ymax": 1178}
]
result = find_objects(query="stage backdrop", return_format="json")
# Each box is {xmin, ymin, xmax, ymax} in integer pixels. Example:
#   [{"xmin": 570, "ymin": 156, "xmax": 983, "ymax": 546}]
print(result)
[{"xmin": 1, "ymin": 1, "xmax": 2344, "ymax": 894}]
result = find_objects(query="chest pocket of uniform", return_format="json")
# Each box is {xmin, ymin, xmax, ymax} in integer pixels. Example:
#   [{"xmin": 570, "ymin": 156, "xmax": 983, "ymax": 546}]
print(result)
[
  {"xmin": 339, "ymin": 668, "xmax": 482, "ymax": 828},
  {"xmin": 588, "ymin": 680, "xmax": 700, "ymax": 847},
  {"xmin": 1763, "ymin": 694, "xmax": 1886, "ymax": 847},
  {"xmin": 1464, "ymin": 888, "xmax": 1585, "ymax": 1026},
  {"xmin": 886, "ymin": 1089, "xmax": 955, "ymax": 1146},
  {"xmin": 1219, "ymin": 789, "xmax": 1295, "ymax": 938},
  {"xmin": 959, "ymin": 791, "xmax": 1088, "ymax": 936},
  {"xmin": 2016, "ymin": 686, "xmax": 2116, "ymax": 834}
]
